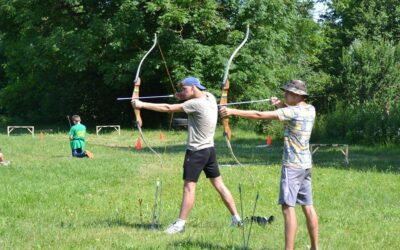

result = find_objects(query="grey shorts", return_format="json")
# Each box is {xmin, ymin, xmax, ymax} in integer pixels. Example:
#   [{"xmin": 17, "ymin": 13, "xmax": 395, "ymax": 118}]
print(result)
[{"xmin": 278, "ymin": 167, "xmax": 313, "ymax": 207}]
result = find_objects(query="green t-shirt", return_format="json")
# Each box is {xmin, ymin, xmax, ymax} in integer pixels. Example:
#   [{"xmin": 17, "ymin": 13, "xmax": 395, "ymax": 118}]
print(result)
[{"xmin": 69, "ymin": 123, "xmax": 86, "ymax": 150}]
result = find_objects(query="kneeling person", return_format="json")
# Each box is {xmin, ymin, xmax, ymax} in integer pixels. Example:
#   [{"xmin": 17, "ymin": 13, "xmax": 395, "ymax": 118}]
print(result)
[{"xmin": 68, "ymin": 115, "xmax": 94, "ymax": 159}]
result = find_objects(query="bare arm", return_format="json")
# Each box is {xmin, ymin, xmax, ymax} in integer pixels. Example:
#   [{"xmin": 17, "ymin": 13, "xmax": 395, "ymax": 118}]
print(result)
[
  {"xmin": 133, "ymin": 100, "xmax": 184, "ymax": 113},
  {"xmin": 219, "ymin": 96, "xmax": 285, "ymax": 120},
  {"xmin": 220, "ymin": 107, "xmax": 279, "ymax": 120}
]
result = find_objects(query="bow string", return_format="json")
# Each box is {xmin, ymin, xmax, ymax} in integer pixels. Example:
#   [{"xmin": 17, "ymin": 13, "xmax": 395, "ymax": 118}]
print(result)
[{"xmin": 220, "ymin": 24, "xmax": 256, "ymax": 187}]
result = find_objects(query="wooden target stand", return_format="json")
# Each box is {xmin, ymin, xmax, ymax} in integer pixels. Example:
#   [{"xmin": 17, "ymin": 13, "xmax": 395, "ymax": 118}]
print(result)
[
  {"xmin": 310, "ymin": 144, "xmax": 349, "ymax": 165},
  {"xmin": 96, "ymin": 125, "xmax": 121, "ymax": 135},
  {"xmin": 7, "ymin": 126, "xmax": 35, "ymax": 137}
]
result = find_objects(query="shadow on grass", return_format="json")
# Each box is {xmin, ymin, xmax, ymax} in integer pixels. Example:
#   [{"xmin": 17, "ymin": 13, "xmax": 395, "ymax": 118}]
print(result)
[
  {"xmin": 91, "ymin": 136, "xmax": 283, "ymax": 166},
  {"xmin": 169, "ymin": 239, "xmax": 236, "ymax": 250},
  {"xmin": 92, "ymin": 135, "xmax": 399, "ymax": 173},
  {"xmin": 169, "ymin": 239, "xmax": 273, "ymax": 250},
  {"xmin": 311, "ymin": 144, "xmax": 400, "ymax": 173},
  {"xmin": 82, "ymin": 218, "xmax": 163, "ymax": 231}
]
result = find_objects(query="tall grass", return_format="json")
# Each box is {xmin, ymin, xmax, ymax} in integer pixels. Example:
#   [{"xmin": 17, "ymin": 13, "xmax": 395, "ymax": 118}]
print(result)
[{"xmin": 0, "ymin": 129, "xmax": 399, "ymax": 249}]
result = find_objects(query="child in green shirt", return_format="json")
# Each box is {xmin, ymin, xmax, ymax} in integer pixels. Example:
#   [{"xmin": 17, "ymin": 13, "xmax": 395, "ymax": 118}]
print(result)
[{"xmin": 68, "ymin": 115, "xmax": 94, "ymax": 158}]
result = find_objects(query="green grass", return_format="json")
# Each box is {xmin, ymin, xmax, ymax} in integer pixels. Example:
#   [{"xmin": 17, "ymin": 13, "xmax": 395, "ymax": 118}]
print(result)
[{"xmin": 0, "ymin": 128, "xmax": 399, "ymax": 249}]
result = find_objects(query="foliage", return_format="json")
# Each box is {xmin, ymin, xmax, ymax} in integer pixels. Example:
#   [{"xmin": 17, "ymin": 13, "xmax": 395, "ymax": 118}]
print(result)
[
  {"xmin": 313, "ymin": 102, "xmax": 400, "ymax": 143},
  {"xmin": 317, "ymin": 0, "xmax": 400, "ymax": 108},
  {"xmin": 339, "ymin": 39, "xmax": 400, "ymax": 107},
  {"xmin": 312, "ymin": 38, "xmax": 400, "ymax": 144},
  {"xmin": 0, "ymin": 0, "xmax": 322, "ymax": 125},
  {"xmin": 323, "ymin": 0, "xmax": 400, "ymax": 44},
  {"xmin": 311, "ymin": 0, "xmax": 400, "ymax": 142},
  {"xmin": 0, "ymin": 0, "xmax": 399, "ymax": 144}
]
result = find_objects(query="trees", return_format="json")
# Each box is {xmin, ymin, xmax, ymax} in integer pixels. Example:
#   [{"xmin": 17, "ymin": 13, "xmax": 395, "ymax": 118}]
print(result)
[
  {"xmin": 1, "ymin": 0, "xmax": 398, "ymax": 142},
  {"xmin": 0, "ymin": 0, "xmax": 321, "ymax": 126},
  {"xmin": 319, "ymin": 0, "xmax": 400, "ymax": 104},
  {"xmin": 340, "ymin": 39, "xmax": 400, "ymax": 106},
  {"xmin": 315, "ymin": 0, "xmax": 400, "ymax": 143}
]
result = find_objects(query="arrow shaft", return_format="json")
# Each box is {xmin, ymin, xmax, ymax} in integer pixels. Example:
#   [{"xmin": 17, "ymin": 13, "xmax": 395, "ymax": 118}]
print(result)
[
  {"xmin": 117, "ymin": 94, "xmax": 174, "ymax": 101},
  {"xmin": 219, "ymin": 98, "xmax": 270, "ymax": 106}
]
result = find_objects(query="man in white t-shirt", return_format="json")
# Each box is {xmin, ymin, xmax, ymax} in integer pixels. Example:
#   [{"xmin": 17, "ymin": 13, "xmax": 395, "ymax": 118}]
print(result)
[{"xmin": 132, "ymin": 76, "xmax": 242, "ymax": 234}]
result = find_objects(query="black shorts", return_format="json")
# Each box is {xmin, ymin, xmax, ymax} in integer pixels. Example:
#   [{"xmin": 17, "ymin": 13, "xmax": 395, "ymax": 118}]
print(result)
[{"xmin": 183, "ymin": 147, "xmax": 220, "ymax": 182}]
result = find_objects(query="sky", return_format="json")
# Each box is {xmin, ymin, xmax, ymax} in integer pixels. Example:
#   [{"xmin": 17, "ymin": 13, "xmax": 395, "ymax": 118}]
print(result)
[{"xmin": 312, "ymin": 1, "xmax": 329, "ymax": 22}]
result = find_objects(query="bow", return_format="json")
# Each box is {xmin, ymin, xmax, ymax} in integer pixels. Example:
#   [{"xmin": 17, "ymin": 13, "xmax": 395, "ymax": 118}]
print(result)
[
  {"xmin": 131, "ymin": 34, "xmax": 163, "ymax": 167},
  {"xmin": 220, "ymin": 24, "xmax": 250, "ymax": 165}
]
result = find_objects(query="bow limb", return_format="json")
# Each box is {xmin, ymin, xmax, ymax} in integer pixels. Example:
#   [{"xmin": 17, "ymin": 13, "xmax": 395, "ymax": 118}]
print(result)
[
  {"xmin": 131, "ymin": 34, "xmax": 158, "ymax": 127},
  {"xmin": 221, "ymin": 24, "xmax": 250, "ymax": 88},
  {"xmin": 220, "ymin": 25, "xmax": 250, "ymax": 166},
  {"xmin": 130, "ymin": 34, "xmax": 163, "ymax": 168},
  {"xmin": 220, "ymin": 25, "xmax": 255, "ymax": 185}
]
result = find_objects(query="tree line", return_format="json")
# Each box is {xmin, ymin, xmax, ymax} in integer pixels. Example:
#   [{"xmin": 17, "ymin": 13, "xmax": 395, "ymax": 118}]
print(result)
[{"xmin": 0, "ymin": 0, "xmax": 399, "ymax": 143}]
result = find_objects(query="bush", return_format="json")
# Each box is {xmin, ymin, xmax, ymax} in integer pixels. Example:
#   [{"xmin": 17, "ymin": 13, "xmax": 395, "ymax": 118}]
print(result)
[{"xmin": 313, "ymin": 102, "xmax": 400, "ymax": 144}]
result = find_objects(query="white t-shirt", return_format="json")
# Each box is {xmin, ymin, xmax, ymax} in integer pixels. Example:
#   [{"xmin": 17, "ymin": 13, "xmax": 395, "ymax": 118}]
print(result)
[{"xmin": 182, "ymin": 92, "xmax": 218, "ymax": 151}]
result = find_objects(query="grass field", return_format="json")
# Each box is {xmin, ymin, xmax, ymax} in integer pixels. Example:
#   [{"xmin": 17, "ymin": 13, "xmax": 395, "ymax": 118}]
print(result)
[{"xmin": 0, "ymin": 128, "xmax": 399, "ymax": 249}]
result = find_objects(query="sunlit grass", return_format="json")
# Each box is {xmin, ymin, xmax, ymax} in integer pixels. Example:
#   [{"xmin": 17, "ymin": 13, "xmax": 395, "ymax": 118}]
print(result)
[{"xmin": 0, "ymin": 129, "xmax": 399, "ymax": 249}]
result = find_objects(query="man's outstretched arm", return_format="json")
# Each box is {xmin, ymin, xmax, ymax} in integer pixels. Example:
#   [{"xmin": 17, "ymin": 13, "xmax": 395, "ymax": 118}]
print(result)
[
  {"xmin": 220, "ymin": 107, "xmax": 279, "ymax": 120},
  {"xmin": 132, "ymin": 99, "xmax": 184, "ymax": 113}
]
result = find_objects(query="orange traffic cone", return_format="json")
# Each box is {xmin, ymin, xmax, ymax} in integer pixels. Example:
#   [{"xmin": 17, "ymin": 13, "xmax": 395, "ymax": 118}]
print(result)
[
  {"xmin": 159, "ymin": 131, "xmax": 164, "ymax": 141},
  {"xmin": 136, "ymin": 138, "xmax": 142, "ymax": 150},
  {"xmin": 267, "ymin": 135, "xmax": 272, "ymax": 146},
  {"xmin": 39, "ymin": 132, "xmax": 45, "ymax": 140}
]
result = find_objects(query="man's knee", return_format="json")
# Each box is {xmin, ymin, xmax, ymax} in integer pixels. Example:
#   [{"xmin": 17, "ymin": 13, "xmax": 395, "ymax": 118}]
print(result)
[
  {"xmin": 281, "ymin": 204, "xmax": 295, "ymax": 215},
  {"xmin": 211, "ymin": 177, "xmax": 228, "ymax": 192},
  {"xmin": 183, "ymin": 181, "xmax": 196, "ymax": 193},
  {"xmin": 302, "ymin": 204, "xmax": 315, "ymax": 213},
  {"xmin": 210, "ymin": 176, "xmax": 223, "ymax": 186}
]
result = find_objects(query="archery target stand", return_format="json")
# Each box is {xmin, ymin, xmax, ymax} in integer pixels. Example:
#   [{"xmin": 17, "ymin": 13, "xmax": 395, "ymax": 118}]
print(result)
[
  {"xmin": 96, "ymin": 125, "xmax": 120, "ymax": 136},
  {"xmin": 310, "ymin": 144, "xmax": 349, "ymax": 165},
  {"xmin": 7, "ymin": 126, "xmax": 35, "ymax": 137}
]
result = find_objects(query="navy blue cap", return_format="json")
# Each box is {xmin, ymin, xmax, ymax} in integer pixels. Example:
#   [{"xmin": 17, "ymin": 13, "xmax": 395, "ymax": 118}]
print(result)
[{"xmin": 181, "ymin": 76, "xmax": 206, "ymax": 90}]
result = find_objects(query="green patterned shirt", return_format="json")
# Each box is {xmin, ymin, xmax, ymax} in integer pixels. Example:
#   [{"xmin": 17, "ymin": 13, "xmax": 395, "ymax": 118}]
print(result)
[{"xmin": 275, "ymin": 104, "xmax": 315, "ymax": 169}]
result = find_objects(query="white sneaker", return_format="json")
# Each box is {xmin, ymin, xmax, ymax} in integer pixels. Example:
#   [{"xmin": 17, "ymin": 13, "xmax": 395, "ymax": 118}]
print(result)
[
  {"xmin": 165, "ymin": 221, "xmax": 185, "ymax": 234},
  {"xmin": 230, "ymin": 218, "xmax": 244, "ymax": 228}
]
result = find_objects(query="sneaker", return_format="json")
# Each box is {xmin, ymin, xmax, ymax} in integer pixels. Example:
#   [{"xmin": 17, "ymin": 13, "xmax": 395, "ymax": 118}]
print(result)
[
  {"xmin": 165, "ymin": 221, "xmax": 185, "ymax": 234},
  {"xmin": 230, "ymin": 218, "xmax": 244, "ymax": 228},
  {"xmin": 0, "ymin": 160, "xmax": 10, "ymax": 166},
  {"xmin": 84, "ymin": 150, "xmax": 94, "ymax": 159}
]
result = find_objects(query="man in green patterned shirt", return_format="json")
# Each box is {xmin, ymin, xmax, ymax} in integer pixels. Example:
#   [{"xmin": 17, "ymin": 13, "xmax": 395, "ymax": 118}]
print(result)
[{"xmin": 220, "ymin": 80, "xmax": 318, "ymax": 250}]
